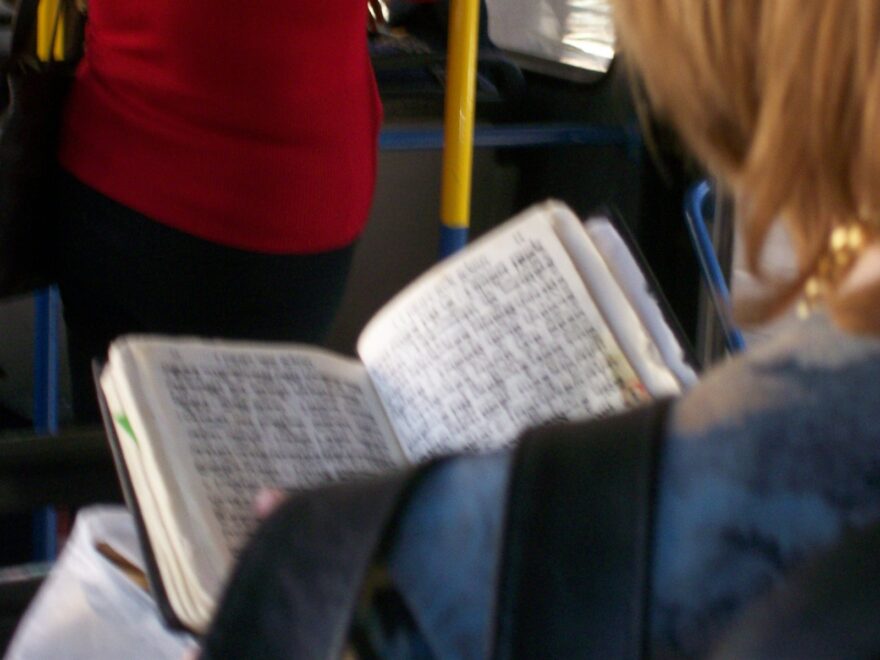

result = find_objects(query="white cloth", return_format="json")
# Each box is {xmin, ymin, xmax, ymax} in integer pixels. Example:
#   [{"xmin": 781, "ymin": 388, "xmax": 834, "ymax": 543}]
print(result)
[{"xmin": 5, "ymin": 505, "xmax": 198, "ymax": 660}]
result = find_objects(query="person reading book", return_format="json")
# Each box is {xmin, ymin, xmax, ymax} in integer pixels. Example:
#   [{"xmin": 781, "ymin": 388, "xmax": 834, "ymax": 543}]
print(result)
[{"xmin": 193, "ymin": 1, "xmax": 880, "ymax": 658}]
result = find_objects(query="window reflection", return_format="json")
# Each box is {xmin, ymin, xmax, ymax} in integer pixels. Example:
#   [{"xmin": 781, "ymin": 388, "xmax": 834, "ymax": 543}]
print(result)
[{"xmin": 484, "ymin": 0, "xmax": 615, "ymax": 79}]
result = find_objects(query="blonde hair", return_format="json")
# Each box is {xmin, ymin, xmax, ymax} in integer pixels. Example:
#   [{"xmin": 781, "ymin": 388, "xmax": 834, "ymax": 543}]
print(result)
[{"xmin": 612, "ymin": 0, "xmax": 880, "ymax": 332}]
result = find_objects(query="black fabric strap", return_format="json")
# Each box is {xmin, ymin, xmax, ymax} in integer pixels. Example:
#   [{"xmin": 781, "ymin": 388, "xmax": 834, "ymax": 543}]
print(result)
[
  {"xmin": 200, "ymin": 468, "xmax": 426, "ymax": 660},
  {"xmin": 494, "ymin": 399, "xmax": 672, "ymax": 660}
]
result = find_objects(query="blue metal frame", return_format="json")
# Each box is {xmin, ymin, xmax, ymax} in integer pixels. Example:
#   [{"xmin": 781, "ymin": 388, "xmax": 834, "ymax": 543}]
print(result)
[
  {"xmin": 683, "ymin": 181, "xmax": 746, "ymax": 354},
  {"xmin": 32, "ymin": 285, "xmax": 61, "ymax": 561},
  {"xmin": 33, "ymin": 287, "xmax": 61, "ymax": 435},
  {"xmin": 380, "ymin": 122, "xmax": 641, "ymax": 153}
]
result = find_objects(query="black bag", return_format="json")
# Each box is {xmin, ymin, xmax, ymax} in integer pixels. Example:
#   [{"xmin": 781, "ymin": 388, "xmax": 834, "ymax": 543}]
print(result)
[{"xmin": 0, "ymin": 0, "xmax": 84, "ymax": 299}]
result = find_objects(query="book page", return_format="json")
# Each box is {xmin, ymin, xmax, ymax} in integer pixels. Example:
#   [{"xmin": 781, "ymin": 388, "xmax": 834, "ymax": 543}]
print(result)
[
  {"xmin": 110, "ymin": 337, "xmax": 403, "ymax": 617},
  {"xmin": 552, "ymin": 209, "xmax": 683, "ymax": 397},
  {"xmin": 357, "ymin": 202, "xmax": 647, "ymax": 464},
  {"xmin": 584, "ymin": 215, "xmax": 699, "ymax": 389},
  {"xmin": 100, "ymin": 369, "xmax": 208, "ymax": 631}
]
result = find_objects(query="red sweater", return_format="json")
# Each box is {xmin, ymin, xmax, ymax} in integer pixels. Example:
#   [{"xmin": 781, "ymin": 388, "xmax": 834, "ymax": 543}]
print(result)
[{"xmin": 59, "ymin": 1, "xmax": 382, "ymax": 253}]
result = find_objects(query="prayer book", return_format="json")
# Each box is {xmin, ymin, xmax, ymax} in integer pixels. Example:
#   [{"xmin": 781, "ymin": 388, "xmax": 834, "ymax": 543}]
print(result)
[{"xmin": 95, "ymin": 200, "xmax": 697, "ymax": 633}]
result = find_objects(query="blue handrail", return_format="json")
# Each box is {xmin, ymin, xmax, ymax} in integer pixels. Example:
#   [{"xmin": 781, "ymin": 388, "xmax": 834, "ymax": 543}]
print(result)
[
  {"xmin": 380, "ymin": 122, "xmax": 641, "ymax": 152},
  {"xmin": 683, "ymin": 181, "xmax": 746, "ymax": 354}
]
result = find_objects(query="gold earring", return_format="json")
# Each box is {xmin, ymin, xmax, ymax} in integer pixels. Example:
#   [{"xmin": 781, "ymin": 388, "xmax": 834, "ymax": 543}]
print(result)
[{"xmin": 798, "ymin": 221, "xmax": 871, "ymax": 318}]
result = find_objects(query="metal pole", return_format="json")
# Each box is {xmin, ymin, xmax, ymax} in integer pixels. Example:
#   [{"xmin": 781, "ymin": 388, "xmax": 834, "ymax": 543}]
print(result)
[{"xmin": 439, "ymin": 0, "xmax": 480, "ymax": 258}]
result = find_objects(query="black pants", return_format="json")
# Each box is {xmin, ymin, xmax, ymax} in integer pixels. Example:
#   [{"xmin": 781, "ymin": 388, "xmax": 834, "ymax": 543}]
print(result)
[{"xmin": 53, "ymin": 170, "xmax": 356, "ymax": 422}]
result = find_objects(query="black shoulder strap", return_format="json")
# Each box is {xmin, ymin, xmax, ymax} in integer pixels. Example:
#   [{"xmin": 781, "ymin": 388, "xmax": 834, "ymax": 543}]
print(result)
[
  {"xmin": 494, "ymin": 399, "xmax": 673, "ymax": 660},
  {"xmin": 200, "ymin": 469, "xmax": 425, "ymax": 659}
]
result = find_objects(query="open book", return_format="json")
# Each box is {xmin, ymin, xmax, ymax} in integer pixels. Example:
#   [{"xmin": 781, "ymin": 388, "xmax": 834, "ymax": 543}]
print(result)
[{"xmin": 96, "ymin": 200, "xmax": 698, "ymax": 634}]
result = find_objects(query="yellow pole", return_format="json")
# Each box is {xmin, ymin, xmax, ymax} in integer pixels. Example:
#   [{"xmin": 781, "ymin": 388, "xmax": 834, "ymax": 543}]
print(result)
[
  {"xmin": 36, "ymin": 0, "xmax": 65, "ymax": 62},
  {"xmin": 439, "ymin": 0, "xmax": 480, "ymax": 257}
]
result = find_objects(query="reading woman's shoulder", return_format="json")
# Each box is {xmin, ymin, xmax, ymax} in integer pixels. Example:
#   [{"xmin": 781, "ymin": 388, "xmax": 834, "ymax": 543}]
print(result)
[{"xmin": 650, "ymin": 314, "xmax": 880, "ymax": 656}]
